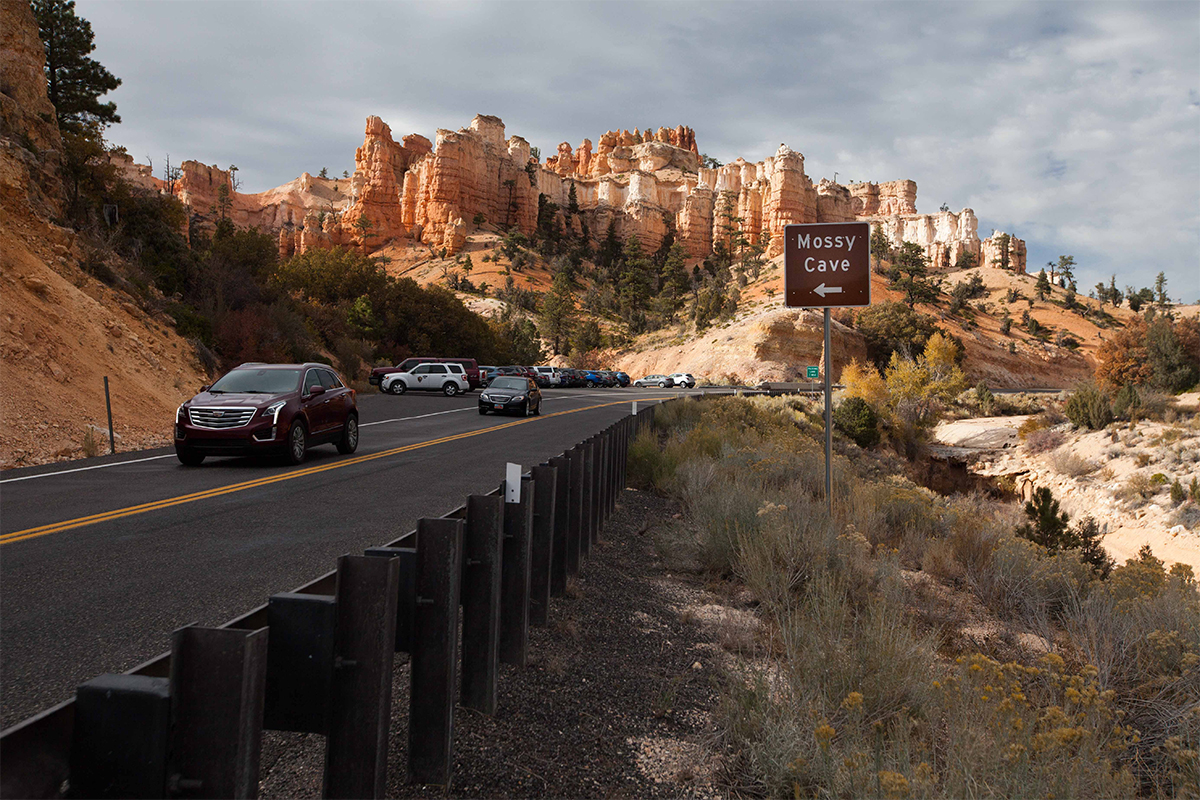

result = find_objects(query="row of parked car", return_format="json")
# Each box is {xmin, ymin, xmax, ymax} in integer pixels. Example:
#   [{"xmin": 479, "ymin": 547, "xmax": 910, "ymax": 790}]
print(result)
[{"xmin": 367, "ymin": 357, "xmax": 697, "ymax": 395}]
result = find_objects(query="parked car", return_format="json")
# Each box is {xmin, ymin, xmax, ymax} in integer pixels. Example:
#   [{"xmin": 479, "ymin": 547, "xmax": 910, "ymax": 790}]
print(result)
[
  {"xmin": 634, "ymin": 374, "xmax": 674, "ymax": 388},
  {"xmin": 559, "ymin": 368, "xmax": 583, "ymax": 388},
  {"xmin": 497, "ymin": 365, "xmax": 539, "ymax": 382},
  {"xmin": 613, "ymin": 371, "xmax": 631, "ymax": 387},
  {"xmin": 370, "ymin": 357, "xmax": 481, "ymax": 391},
  {"xmin": 381, "ymin": 362, "xmax": 470, "ymax": 395},
  {"xmin": 175, "ymin": 362, "xmax": 358, "ymax": 466},
  {"xmin": 478, "ymin": 376, "xmax": 542, "ymax": 416},
  {"xmin": 580, "ymin": 370, "xmax": 608, "ymax": 388},
  {"xmin": 535, "ymin": 366, "xmax": 562, "ymax": 387},
  {"xmin": 478, "ymin": 366, "xmax": 499, "ymax": 387},
  {"xmin": 670, "ymin": 373, "xmax": 696, "ymax": 388}
]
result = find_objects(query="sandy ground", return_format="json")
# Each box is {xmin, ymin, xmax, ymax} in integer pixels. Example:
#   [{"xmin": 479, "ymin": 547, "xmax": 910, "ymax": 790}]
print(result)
[{"xmin": 936, "ymin": 399, "xmax": 1200, "ymax": 572}]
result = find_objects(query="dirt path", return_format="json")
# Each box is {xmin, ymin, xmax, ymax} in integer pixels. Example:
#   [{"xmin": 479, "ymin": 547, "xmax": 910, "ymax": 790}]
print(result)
[{"xmin": 257, "ymin": 491, "xmax": 726, "ymax": 798}]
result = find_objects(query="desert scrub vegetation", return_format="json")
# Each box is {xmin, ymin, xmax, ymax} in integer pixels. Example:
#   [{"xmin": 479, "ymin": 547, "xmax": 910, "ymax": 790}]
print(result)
[
  {"xmin": 838, "ymin": 331, "xmax": 967, "ymax": 460},
  {"xmin": 630, "ymin": 395, "xmax": 1200, "ymax": 797}
]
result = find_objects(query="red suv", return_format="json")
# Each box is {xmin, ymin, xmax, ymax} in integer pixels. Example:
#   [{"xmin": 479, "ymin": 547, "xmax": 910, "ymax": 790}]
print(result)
[
  {"xmin": 175, "ymin": 363, "xmax": 359, "ymax": 466},
  {"xmin": 369, "ymin": 357, "xmax": 481, "ymax": 391}
]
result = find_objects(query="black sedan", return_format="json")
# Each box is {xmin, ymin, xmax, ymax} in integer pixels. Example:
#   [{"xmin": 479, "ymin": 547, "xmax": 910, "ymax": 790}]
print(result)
[{"xmin": 478, "ymin": 376, "xmax": 542, "ymax": 416}]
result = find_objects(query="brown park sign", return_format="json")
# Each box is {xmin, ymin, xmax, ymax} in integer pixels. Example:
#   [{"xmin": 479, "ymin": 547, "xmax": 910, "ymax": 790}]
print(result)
[{"xmin": 784, "ymin": 221, "xmax": 872, "ymax": 308}]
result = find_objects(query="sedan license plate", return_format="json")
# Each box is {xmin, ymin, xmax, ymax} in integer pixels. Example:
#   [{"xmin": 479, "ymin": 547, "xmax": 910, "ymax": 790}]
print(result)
[{"xmin": 494, "ymin": 404, "xmax": 504, "ymax": 409}]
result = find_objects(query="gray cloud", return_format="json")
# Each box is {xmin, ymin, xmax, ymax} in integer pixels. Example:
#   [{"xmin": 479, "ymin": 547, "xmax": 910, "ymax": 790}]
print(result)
[{"xmin": 79, "ymin": 0, "xmax": 1198, "ymax": 298}]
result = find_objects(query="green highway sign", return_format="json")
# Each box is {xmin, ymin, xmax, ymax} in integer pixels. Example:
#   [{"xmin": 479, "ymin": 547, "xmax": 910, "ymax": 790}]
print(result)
[{"xmin": 806, "ymin": 366, "xmax": 820, "ymax": 379}]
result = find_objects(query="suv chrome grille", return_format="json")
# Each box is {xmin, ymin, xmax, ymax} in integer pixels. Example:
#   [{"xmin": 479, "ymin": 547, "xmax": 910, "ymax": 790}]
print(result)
[{"xmin": 189, "ymin": 406, "xmax": 256, "ymax": 429}]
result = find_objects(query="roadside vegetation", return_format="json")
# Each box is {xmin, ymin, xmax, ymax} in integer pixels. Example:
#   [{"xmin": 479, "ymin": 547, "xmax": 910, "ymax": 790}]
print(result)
[{"xmin": 629, "ymin": 396, "xmax": 1200, "ymax": 798}]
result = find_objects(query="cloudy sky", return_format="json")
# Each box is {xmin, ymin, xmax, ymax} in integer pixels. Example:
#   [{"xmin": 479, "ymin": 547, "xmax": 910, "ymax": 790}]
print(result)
[{"xmin": 79, "ymin": 0, "xmax": 1198, "ymax": 300}]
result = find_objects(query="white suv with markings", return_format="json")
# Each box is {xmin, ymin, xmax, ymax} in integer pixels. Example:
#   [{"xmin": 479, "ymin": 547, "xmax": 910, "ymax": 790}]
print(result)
[
  {"xmin": 535, "ymin": 366, "xmax": 562, "ymax": 387},
  {"xmin": 381, "ymin": 363, "xmax": 469, "ymax": 396}
]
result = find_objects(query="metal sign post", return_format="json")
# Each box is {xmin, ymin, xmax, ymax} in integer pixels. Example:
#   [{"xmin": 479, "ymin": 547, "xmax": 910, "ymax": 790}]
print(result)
[{"xmin": 784, "ymin": 222, "xmax": 872, "ymax": 517}]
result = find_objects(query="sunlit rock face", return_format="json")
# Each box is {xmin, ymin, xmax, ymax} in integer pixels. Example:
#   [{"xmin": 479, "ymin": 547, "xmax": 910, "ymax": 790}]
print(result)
[{"xmin": 119, "ymin": 111, "xmax": 1023, "ymax": 265}]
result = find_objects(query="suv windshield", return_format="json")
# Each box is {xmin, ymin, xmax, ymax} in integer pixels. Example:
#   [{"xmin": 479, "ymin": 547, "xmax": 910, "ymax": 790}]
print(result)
[
  {"xmin": 209, "ymin": 368, "xmax": 302, "ymax": 394},
  {"xmin": 488, "ymin": 377, "xmax": 527, "ymax": 391}
]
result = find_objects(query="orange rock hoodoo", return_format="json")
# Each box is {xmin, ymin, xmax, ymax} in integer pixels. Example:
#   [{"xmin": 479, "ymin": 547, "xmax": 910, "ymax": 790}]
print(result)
[{"xmin": 116, "ymin": 112, "xmax": 1024, "ymax": 268}]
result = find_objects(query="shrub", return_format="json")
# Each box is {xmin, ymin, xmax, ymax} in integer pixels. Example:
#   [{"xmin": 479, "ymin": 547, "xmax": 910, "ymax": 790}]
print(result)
[
  {"xmin": 1065, "ymin": 383, "xmax": 1113, "ymax": 430},
  {"xmin": 1017, "ymin": 415, "xmax": 1050, "ymax": 439},
  {"xmin": 1048, "ymin": 448, "xmax": 1098, "ymax": 477},
  {"xmin": 1067, "ymin": 547, "xmax": 1200, "ymax": 791},
  {"xmin": 1111, "ymin": 383, "xmax": 1140, "ymax": 420},
  {"xmin": 975, "ymin": 381, "xmax": 996, "ymax": 416},
  {"xmin": 1016, "ymin": 487, "xmax": 1070, "ymax": 548},
  {"xmin": 1118, "ymin": 473, "xmax": 1159, "ymax": 503},
  {"xmin": 1171, "ymin": 479, "xmax": 1187, "ymax": 504},
  {"xmin": 1024, "ymin": 428, "xmax": 1065, "ymax": 454},
  {"xmin": 832, "ymin": 396, "xmax": 880, "ymax": 447},
  {"xmin": 854, "ymin": 301, "xmax": 942, "ymax": 370}
]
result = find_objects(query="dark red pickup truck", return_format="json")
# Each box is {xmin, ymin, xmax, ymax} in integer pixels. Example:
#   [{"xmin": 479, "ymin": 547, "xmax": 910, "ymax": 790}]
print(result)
[{"xmin": 369, "ymin": 357, "xmax": 481, "ymax": 391}]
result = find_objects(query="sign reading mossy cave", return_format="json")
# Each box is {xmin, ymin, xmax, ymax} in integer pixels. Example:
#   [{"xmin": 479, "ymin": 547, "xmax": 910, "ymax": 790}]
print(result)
[{"xmin": 784, "ymin": 222, "xmax": 872, "ymax": 308}]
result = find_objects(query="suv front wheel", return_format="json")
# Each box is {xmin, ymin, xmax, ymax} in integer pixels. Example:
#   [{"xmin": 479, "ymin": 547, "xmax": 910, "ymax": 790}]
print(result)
[
  {"xmin": 337, "ymin": 413, "xmax": 359, "ymax": 454},
  {"xmin": 286, "ymin": 421, "xmax": 307, "ymax": 465},
  {"xmin": 177, "ymin": 447, "xmax": 205, "ymax": 466},
  {"xmin": 388, "ymin": 381, "xmax": 406, "ymax": 395}
]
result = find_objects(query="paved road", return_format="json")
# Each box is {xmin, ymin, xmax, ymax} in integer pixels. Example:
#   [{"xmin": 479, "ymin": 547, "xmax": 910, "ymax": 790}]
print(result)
[{"xmin": 0, "ymin": 387, "xmax": 692, "ymax": 728}]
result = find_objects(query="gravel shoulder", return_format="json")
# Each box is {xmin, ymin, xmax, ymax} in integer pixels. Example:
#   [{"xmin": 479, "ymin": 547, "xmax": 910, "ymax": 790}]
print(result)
[{"xmin": 257, "ymin": 489, "xmax": 727, "ymax": 798}]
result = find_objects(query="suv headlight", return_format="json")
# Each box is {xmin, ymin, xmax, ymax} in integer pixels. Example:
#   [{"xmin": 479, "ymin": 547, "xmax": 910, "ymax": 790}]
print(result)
[
  {"xmin": 176, "ymin": 404, "xmax": 186, "ymax": 423},
  {"xmin": 264, "ymin": 400, "xmax": 287, "ymax": 424}
]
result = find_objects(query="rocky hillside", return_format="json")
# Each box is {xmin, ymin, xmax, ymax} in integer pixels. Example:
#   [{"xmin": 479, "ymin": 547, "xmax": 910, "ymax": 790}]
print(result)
[{"xmin": 0, "ymin": 1, "xmax": 207, "ymax": 468}]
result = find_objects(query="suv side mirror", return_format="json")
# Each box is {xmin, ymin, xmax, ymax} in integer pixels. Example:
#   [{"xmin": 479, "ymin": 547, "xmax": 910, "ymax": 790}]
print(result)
[
  {"xmin": 200, "ymin": 385, "xmax": 210, "ymax": 393},
  {"xmin": 309, "ymin": 385, "xmax": 326, "ymax": 396}
]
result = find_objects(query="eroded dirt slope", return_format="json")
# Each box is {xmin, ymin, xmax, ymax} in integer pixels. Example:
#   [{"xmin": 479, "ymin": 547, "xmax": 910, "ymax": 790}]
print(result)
[{"xmin": 0, "ymin": 190, "xmax": 208, "ymax": 468}]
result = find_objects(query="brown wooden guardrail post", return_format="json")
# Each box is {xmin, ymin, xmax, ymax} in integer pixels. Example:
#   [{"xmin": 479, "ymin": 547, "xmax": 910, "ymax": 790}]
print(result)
[
  {"xmin": 595, "ymin": 438, "xmax": 604, "ymax": 544},
  {"xmin": 264, "ymin": 593, "xmax": 336, "ymax": 734},
  {"xmin": 69, "ymin": 675, "xmax": 171, "ymax": 798},
  {"xmin": 460, "ymin": 495, "xmax": 503, "ymax": 714},
  {"xmin": 499, "ymin": 475, "xmax": 534, "ymax": 666},
  {"xmin": 548, "ymin": 455, "xmax": 570, "ymax": 597},
  {"xmin": 408, "ymin": 518, "xmax": 463, "ymax": 787},
  {"xmin": 324, "ymin": 555, "xmax": 400, "ymax": 799},
  {"xmin": 169, "ymin": 625, "xmax": 269, "ymax": 799},
  {"xmin": 581, "ymin": 439, "xmax": 595, "ymax": 555},
  {"xmin": 364, "ymin": 546, "xmax": 418, "ymax": 653},
  {"xmin": 604, "ymin": 427, "xmax": 614, "ymax": 518},
  {"xmin": 567, "ymin": 446, "xmax": 585, "ymax": 576},
  {"xmin": 529, "ymin": 465, "xmax": 557, "ymax": 627}
]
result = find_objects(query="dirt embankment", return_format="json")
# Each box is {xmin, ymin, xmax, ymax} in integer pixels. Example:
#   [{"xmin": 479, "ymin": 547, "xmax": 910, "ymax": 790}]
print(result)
[{"xmin": 0, "ymin": 177, "xmax": 209, "ymax": 468}]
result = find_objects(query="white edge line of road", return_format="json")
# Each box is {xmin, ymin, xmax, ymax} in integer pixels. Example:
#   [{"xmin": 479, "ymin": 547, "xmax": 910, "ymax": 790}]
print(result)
[{"xmin": 0, "ymin": 393, "xmax": 654, "ymax": 485}]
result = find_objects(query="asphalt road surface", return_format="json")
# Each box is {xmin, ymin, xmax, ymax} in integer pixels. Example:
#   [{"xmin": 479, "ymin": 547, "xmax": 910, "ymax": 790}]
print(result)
[{"xmin": 0, "ymin": 386, "xmax": 697, "ymax": 728}]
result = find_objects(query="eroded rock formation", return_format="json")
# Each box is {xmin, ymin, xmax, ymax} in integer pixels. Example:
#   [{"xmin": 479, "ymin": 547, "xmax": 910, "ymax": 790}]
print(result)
[
  {"xmin": 0, "ymin": 0, "xmax": 63, "ymax": 216},
  {"xmin": 113, "ymin": 111, "xmax": 1025, "ymax": 267}
]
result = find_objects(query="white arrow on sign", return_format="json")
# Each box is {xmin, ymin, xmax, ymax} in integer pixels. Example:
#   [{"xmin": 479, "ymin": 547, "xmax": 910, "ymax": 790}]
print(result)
[{"xmin": 813, "ymin": 283, "xmax": 843, "ymax": 298}]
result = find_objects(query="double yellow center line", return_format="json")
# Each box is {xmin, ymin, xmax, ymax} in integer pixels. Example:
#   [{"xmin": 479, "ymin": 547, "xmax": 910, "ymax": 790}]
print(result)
[{"xmin": 1, "ymin": 398, "xmax": 658, "ymax": 547}]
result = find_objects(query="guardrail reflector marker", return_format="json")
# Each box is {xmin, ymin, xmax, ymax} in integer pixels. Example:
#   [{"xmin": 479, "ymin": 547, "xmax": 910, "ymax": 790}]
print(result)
[{"xmin": 505, "ymin": 463, "xmax": 521, "ymax": 503}]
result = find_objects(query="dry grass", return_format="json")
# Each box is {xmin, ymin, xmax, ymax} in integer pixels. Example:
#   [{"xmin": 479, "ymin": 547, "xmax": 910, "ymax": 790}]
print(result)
[
  {"xmin": 639, "ymin": 395, "xmax": 1198, "ymax": 798},
  {"xmin": 81, "ymin": 426, "xmax": 99, "ymax": 458}
]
